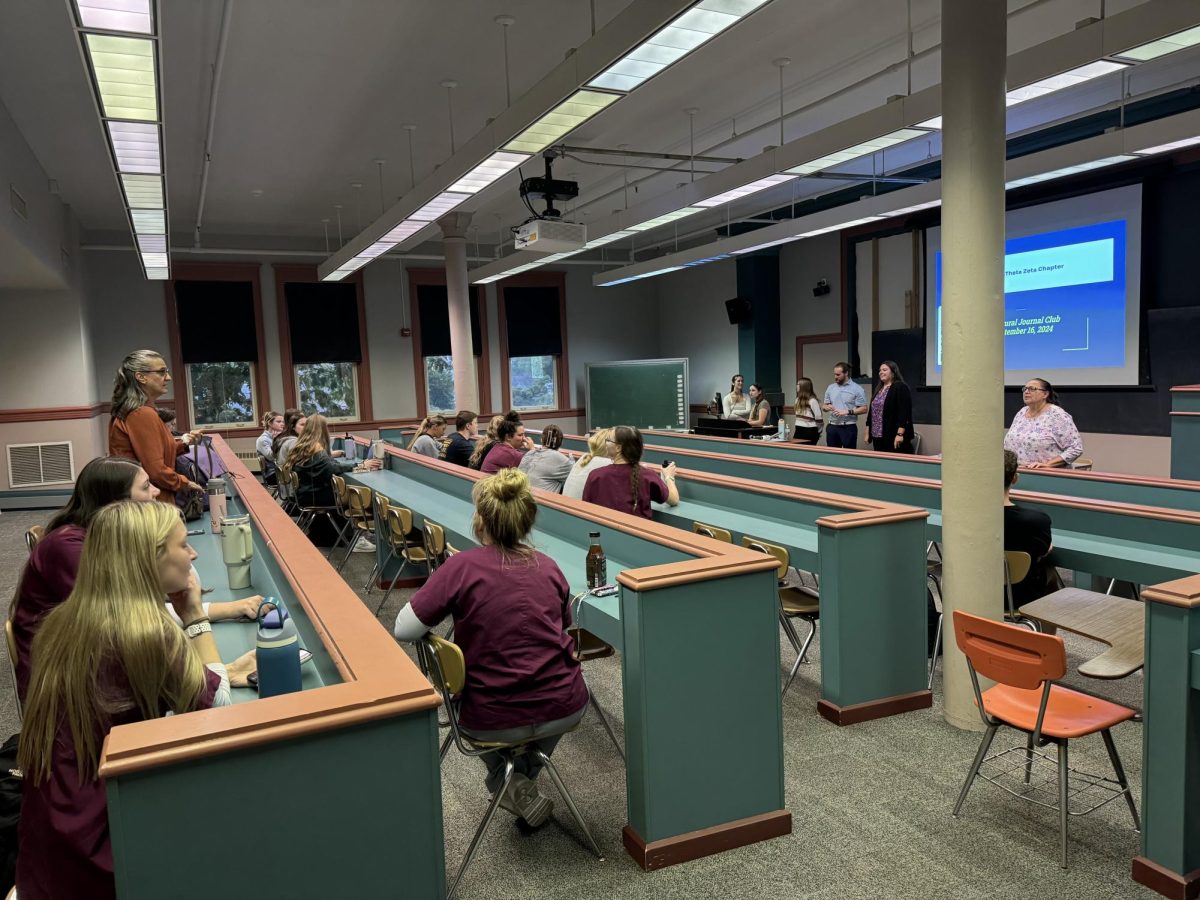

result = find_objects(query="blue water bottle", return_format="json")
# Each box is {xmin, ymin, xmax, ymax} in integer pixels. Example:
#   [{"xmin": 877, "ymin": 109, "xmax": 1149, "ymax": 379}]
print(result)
[{"xmin": 255, "ymin": 598, "xmax": 302, "ymax": 697}]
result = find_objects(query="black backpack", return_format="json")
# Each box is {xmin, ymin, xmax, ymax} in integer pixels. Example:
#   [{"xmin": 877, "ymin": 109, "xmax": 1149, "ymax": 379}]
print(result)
[{"xmin": 0, "ymin": 733, "xmax": 22, "ymax": 894}]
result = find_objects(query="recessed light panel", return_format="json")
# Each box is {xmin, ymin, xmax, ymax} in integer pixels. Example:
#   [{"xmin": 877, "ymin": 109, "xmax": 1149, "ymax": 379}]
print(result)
[
  {"xmin": 85, "ymin": 33, "xmax": 157, "ymax": 121},
  {"xmin": 1114, "ymin": 24, "xmax": 1200, "ymax": 62},
  {"xmin": 786, "ymin": 128, "xmax": 928, "ymax": 175},
  {"xmin": 695, "ymin": 173, "xmax": 797, "ymax": 208},
  {"xmin": 410, "ymin": 192, "xmax": 470, "ymax": 221},
  {"xmin": 448, "ymin": 151, "xmax": 530, "ymax": 194},
  {"xmin": 75, "ymin": 0, "xmax": 153, "ymax": 34},
  {"xmin": 1003, "ymin": 60, "xmax": 1127, "ymax": 104},
  {"xmin": 130, "ymin": 208, "xmax": 165, "ymax": 234},
  {"xmin": 1134, "ymin": 135, "xmax": 1200, "ymax": 155},
  {"xmin": 503, "ymin": 90, "xmax": 620, "ymax": 154},
  {"xmin": 1004, "ymin": 155, "xmax": 1138, "ymax": 189},
  {"xmin": 627, "ymin": 206, "xmax": 706, "ymax": 232},
  {"xmin": 107, "ymin": 121, "xmax": 160, "ymax": 173}
]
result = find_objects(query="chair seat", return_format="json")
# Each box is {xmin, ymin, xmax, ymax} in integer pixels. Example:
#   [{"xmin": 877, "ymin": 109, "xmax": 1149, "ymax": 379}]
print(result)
[
  {"xmin": 981, "ymin": 683, "xmax": 1136, "ymax": 739},
  {"xmin": 780, "ymin": 586, "xmax": 819, "ymax": 616}
]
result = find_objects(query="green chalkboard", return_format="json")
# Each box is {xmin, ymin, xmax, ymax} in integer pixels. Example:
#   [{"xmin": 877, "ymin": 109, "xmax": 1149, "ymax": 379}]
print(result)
[{"xmin": 586, "ymin": 359, "xmax": 689, "ymax": 431}]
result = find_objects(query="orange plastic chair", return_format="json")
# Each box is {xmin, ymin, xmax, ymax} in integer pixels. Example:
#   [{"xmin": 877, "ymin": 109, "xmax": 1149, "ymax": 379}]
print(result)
[{"xmin": 950, "ymin": 610, "xmax": 1139, "ymax": 868}]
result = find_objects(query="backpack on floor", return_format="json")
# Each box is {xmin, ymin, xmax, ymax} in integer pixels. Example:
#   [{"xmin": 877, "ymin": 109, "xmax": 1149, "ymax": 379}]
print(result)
[{"xmin": 0, "ymin": 733, "xmax": 22, "ymax": 894}]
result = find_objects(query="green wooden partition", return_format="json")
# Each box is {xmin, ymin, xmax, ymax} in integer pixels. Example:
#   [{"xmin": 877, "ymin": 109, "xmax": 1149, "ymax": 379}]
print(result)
[
  {"xmin": 102, "ymin": 439, "xmax": 445, "ymax": 898},
  {"xmin": 351, "ymin": 450, "xmax": 792, "ymax": 869},
  {"xmin": 1132, "ymin": 577, "xmax": 1200, "ymax": 899},
  {"xmin": 1170, "ymin": 387, "xmax": 1200, "ymax": 482}
]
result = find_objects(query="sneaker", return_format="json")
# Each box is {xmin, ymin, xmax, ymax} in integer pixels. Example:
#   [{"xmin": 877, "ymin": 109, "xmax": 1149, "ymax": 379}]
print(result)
[
  {"xmin": 352, "ymin": 535, "xmax": 377, "ymax": 553},
  {"xmin": 499, "ymin": 772, "xmax": 554, "ymax": 828}
]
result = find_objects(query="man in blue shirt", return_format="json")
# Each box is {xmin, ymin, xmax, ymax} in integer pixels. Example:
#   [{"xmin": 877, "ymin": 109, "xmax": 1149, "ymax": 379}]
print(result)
[{"xmin": 822, "ymin": 362, "xmax": 867, "ymax": 449}]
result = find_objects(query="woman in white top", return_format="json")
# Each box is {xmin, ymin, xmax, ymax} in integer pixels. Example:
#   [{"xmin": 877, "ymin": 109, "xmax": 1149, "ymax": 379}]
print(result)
[
  {"xmin": 722, "ymin": 374, "xmax": 752, "ymax": 419},
  {"xmin": 409, "ymin": 415, "xmax": 447, "ymax": 459},
  {"xmin": 792, "ymin": 378, "xmax": 823, "ymax": 444},
  {"xmin": 562, "ymin": 428, "xmax": 612, "ymax": 500},
  {"xmin": 1003, "ymin": 378, "xmax": 1083, "ymax": 467}
]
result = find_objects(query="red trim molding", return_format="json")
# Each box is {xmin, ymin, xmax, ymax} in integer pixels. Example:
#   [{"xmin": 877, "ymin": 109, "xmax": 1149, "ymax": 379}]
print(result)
[
  {"xmin": 622, "ymin": 810, "xmax": 792, "ymax": 871},
  {"xmin": 1132, "ymin": 857, "xmax": 1200, "ymax": 900},
  {"xmin": 273, "ymin": 264, "xmax": 372, "ymax": 421},
  {"xmin": 0, "ymin": 403, "xmax": 109, "ymax": 424},
  {"xmin": 164, "ymin": 262, "xmax": 270, "ymax": 433},
  {"xmin": 495, "ymin": 271, "xmax": 569, "ymax": 413},
  {"xmin": 817, "ymin": 690, "xmax": 933, "ymax": 726}
]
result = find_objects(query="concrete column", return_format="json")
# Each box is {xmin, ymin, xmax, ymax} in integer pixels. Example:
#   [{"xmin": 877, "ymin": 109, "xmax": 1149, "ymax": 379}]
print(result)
[
  {"xmin": 940, "ymin": 0, "xmax": 1008, "ymax": 730},
  {"xmin": 438, "ymin": 212, "xmax": 478, "ymax": 412}
]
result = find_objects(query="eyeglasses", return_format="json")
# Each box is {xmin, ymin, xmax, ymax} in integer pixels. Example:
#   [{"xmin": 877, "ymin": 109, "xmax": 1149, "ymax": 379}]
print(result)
[
  {"xmin": 1021, "ymin": 386, "xmax": 1047, "ymax": 393},
  {"xmin": 145, "ymin": 367, "xmax": 170, "ymax": 376}
]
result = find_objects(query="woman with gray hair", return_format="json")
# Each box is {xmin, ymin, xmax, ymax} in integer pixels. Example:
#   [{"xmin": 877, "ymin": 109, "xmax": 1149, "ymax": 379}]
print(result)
[{"xmin": 107, "ymin": 349, "xmax": 202, "ymax": 505}]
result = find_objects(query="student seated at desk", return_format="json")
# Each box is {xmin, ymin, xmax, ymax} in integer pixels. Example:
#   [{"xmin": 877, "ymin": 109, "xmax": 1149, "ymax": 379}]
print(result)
[
  {"xmin": 444, "ymin": 409, "xmax": 478, "ymax": 466},
  {"xmin": 11, "ymin": 457, "xmax": 263, "ymax": 705},
  {"xmin": 562, "ymin": 428, "xmax": 611, "ymax": 500},
  {"xmin": 481, "ymin": 419, "xmax": 531, "ymax": 475},
  {"xmin": 583, "ymin": 425, "xmax": 679, "ymax": 518},
  {"xmin": 1003, "ymin": 449, "xmax": 1056, "ymax": 606},
  {"xmin": 256, "ymin": 410, "xmax": 284, "ymax": 485},
  {"xmin": 393, "ymin": 470, "xmax": 588, "ymax": 827},
  {"xmin": 409, "ymin": 414, "xmax": 448, "ymax": 459},
  {"xmin": 519, "ymin": 424, "xmax": 573, "ymax": 492},
  {"xmin": 17, "ymin": 501, "xmax": 255, "ymax": 900},
  {"xmin": 272, "ymin": 409, "xmax": 307, "ymax": 498},
  {"xmin": 468, "ymin": 414, "xmax": 506, "ymax": 470},
  {"xmin": 746, "ymin": 383, "xmax": 773, "ymax": 428},
  {"xmin": 283, "ymin": 414, "xmax": 380, "ymax": 547}
]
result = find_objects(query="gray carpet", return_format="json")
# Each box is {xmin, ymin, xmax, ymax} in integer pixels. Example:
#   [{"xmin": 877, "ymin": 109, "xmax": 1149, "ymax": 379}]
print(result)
[{"xmin": 0, "ymin": 508, "xmax": 1155, "ymax": 899}]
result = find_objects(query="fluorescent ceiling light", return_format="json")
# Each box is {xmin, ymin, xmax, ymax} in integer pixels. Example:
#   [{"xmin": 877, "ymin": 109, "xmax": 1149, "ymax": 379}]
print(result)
[
  {"xmin": 1004, "ymin": 154, "xmax": 1138, "ymax": 189},
  {"xmin": 627, "ymin": 206, "xmax": 706, "ymax": 232},
  {"xmin": 1114, "ymin": 24, "xmax": 1200, "ymax": 62},
  {"xmin": 919, "ymin": 61, "xmax": 1130, "ymax": 129},
  {"xmin": 731, "ymin": 235, "xmax": 799, "ymax": 254},
  {"xmin": 1004, "ymin": 60, "xmax": 1128, "ymax": 104},
  {"xmin": 587, "ymin": 0, "xmax": 771, "ymax": 92},
  {"xmin": 694, "ymin": 173, "xmax": 797, "ymax": 208},
  {"xmin": 447, "ymin": 151, "xmax": 529, "ymax": 194},
  {"xmin": 382, "ymin": 220, "xmax": 427, "ymax": 242},
  {"xmin": 880, "ymin": 199, "xmax": 942, "ymax": 216},
  {"xmin": 503, "ymin": 90, "xmax": 620, "ymax": 154},
  {"xmin": 786, "ymin": 128, "xmax": 928, "ymax": 175},
  {"xmin": 107, "ymin": 121, "xmax": 160, "ymax": 173},
  {"xmin": 120, "ymin": 173, "xmax": 163, "ymax": 207},
  {"xmin": 410, "ymin": 191, "xmax": 470, "ymax": 221},
  {"xmin": 682, "ymin": 253, "xmax": 731, "ymax": 266},
  {"xmin": 598, "ymin": 265, "xmax": 686, "ymax": 286},
  {"xmin": 84, "ymin": 33, "xmax": 157, "ymax": 121},
  {"xmin": 357, "ymin": 241, "xmax": 395, "ymax": 259},
  {"xmin": 75, "ymin": 0, "xmax": 153, "ymax": 34},
  {"xmin": 583, "ymin": 229, "xmax": 636, "ymax": 249},
  {"xmin": 140, "ymin": 252, "xmax": 168, "ymax": 268},
  {"xmin": 136, "ymin": 234, "xmax": 165, "ymax": 252},
  {"xmin": 145, "ymin": 267, "xmax": 168, "ymax": 280},
  {"xmin": 1133, "ymin": 135, "xmax": 1200, "ymax": 155},
  {"xmin": 130, "ymin": 208, "xmax": 165, "ymax": 234}
]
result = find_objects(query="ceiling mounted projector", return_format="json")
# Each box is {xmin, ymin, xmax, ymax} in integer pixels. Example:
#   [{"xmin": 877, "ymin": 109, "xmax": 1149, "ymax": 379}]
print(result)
[{"xmin": 515, "ymin": 219, "xmax": 587, "ymax": 252}]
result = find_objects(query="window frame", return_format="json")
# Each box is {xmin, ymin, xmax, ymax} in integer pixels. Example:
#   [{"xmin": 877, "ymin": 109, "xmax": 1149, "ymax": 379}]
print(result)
[
  {"xmin": 165, "ymin": 262, "xmax": 269, "ymax": 434},
  {"xmin": 497, "ymin": 271, "xmax": 569, "ymax": 414},
  {"xmin": 408, "ymin": 268, "xmax": 490, "ymax": 419},
  {"xmin": 275, "ymin": 263, "xmax": 373, "ymax": 423},
  {"xmin": 293, "ymin": 361, "xmax": 362, "ymax": 424},
  {"xmin": 185, "ymin": 361, "xmax": 260, "ymax": 429}
]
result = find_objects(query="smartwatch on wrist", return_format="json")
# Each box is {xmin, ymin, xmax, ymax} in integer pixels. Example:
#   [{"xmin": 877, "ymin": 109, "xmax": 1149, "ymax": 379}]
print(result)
[{"xmin": 185, "ymin": 618, "xmax": 212, "ymax": 638}]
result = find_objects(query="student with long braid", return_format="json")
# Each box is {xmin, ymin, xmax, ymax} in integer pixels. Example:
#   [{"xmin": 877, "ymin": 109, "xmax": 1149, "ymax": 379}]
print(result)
[{"xmin": 581, "ymin": 425, "xmax": 678, "ymax": 519}]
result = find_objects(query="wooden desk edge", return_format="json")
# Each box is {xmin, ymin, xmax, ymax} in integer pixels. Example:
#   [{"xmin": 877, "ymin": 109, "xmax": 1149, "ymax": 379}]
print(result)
[
  {"xmin": 97, "ymin": 437, "xmax": 438, "ymax": 777},
  {"xmin": 1169, "ymin": 385, "xmax": 1200, "ymax": 392},
  {"xmin": 1142, "ymin": 575, "xmax": 1200, "ymax": 609}
]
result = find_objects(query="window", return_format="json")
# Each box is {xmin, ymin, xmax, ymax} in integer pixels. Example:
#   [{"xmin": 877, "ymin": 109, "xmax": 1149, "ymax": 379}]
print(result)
[
  {"xmin": 296, "ymin": 361, "xmax": 360, "ymax": 420},
  {"xmin": 187, "ymin": 361, "xmax": 256, "ymax": 428},
  {"xmin": 169, "ymin": 268, "xmax": 267, "ymax": 431},
  {"xmin": 500, "ymin": 275, "xmax": 567, "ymax": 412},
  {"xmin": 279, "ymin": 269, "xmax": 372, "ymax": 423},
  {"xmin": 409, "ymin": 270, "xmax": 490, "ymax": 417}
]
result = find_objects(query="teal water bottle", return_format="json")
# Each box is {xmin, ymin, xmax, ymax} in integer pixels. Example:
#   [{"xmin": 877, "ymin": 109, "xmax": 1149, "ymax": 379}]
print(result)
[{"xmin": 255, "ymin": 599, "xmax": 302, "ymax": 697}]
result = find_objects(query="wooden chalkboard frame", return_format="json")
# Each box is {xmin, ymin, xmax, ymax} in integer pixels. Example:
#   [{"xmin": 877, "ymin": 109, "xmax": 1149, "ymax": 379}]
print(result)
[{"xmin": 586, "ymin": 358, "xmax": 690, "ymax": 432}]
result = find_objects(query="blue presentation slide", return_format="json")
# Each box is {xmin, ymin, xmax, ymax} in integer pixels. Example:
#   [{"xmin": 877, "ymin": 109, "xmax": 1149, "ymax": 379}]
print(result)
[{"xmin": 934, "ymin": 219, "xmax": 1127, "ymax": 372}]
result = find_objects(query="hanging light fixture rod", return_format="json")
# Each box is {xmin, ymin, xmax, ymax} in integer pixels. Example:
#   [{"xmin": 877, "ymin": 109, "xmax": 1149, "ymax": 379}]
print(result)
[{"xmin": 556, "ymin": 143, "xmax": 741, "ymax": 164}]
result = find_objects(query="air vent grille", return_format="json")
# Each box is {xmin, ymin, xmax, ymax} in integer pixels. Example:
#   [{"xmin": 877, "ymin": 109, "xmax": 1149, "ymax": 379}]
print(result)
[{"xmin": 7, "ymin": 442, "xmax": 74, "ymax": 487}]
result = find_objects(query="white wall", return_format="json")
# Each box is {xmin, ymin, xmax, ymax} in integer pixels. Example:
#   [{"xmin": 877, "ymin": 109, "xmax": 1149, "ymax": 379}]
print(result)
[
  {"xmin": 655, "ymin": 259, "xmax": 738, "ymax": 407},
  {"xmin": 779, "ymin": 233, "xmax": 843, "ymax": 392},
  {"xmin": 362, "ymin": 260, "xmax": 419, "ymax": 420}
]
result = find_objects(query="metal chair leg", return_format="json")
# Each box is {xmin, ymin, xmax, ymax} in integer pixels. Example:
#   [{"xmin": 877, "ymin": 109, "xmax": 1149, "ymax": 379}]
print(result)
[
  {"xmin": 1100, "ymin": 728, "xmax": 1141, "ymax": 831},
  {"xmin": 782, "ymin": 619, "xmax": 817, "ymax": 695},
  {"xmin": 336, "ymin": 532, "xmax": 360, "ymax": 573},
  {"xmin": 375, "ymin": 554, "xmax": 409, "ymax": 615},
  {"xmin": 438, "ymin": 729, "xmax": 453, "ymax": 763},
  {"xmin": 589, "ymin": 692, "xmax": 624, "ymax": 761},
  {"xmin": 363, "ymin": 553, "xmax": 384, "ymax": 593},
  {"xmin": 778, "ymin": 611, "xmax": 802, "ymax": 655},
  {"xmin": 535, "ymin": 752, "xmax": 604, "ymax": 860},
  {"xmin": 953, "ymin": 723, "xmax": 998, "ymax": 818},
  {"xmin": 1058, "ymin": 740, "xmax": 1070, "ymax": 869},
  {"xmin": 1024, "ymin": 732, "xmax": 1035, "ymax": 785},
  {"xmin": 447, "ymin": 758, "xmax": 515, "ymax": 900},
  {"xmin": 927, "ymin": 613, "xmax": 944, "ymax": 692}
]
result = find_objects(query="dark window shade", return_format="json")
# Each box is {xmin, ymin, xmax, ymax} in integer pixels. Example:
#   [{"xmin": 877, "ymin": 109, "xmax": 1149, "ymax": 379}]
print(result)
[
  {"xmin": 285, "ymin": 282, "xmax": 362, "ymax": 363},
  {"xmin": 175, "ymin": 280, "xmax": 258, "ymax": 363},
  {"xmin": 416, "ymin": 285, "xmax": 482, "ymax": 357},
  {"xmin": 503, "ymin": 286, "xmax": 562, "ymax": 357}
]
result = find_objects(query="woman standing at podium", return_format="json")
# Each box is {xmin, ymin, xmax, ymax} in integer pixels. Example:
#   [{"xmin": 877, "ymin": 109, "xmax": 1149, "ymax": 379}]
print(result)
[{"xmin": 722, "ymin": 374, "xmax": 752, "ymax": 419}]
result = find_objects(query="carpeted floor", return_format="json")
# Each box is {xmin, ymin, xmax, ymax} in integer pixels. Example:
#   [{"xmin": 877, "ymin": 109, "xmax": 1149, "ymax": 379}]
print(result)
[{"xmin": 0, "ymin": 507, "xmax": 1155, "ymax": 899}]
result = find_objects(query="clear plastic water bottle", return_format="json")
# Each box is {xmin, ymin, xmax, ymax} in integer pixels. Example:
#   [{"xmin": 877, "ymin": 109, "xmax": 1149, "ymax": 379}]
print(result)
[{"xmin": 777, "ymin": 419, "xmax": 787, "ymax": 441}]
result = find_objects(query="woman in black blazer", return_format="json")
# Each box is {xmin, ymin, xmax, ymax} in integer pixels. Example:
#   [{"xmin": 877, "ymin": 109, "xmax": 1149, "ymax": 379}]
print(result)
[{"xmin": 866, "ymin": 360, "xmax": 914, "ymax": 453}]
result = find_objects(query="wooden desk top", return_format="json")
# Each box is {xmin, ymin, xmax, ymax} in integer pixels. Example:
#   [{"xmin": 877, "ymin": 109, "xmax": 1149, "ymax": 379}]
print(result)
[{"xmin": 1020, "ymin": 588, "xmax": 1145, "ymax": 679}]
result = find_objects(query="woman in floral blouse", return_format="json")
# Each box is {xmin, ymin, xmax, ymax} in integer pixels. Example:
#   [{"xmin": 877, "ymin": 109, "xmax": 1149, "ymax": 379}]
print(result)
[{"xmin": 1003, "ymin": 378, "xmax": 1083, "ymax": 468}]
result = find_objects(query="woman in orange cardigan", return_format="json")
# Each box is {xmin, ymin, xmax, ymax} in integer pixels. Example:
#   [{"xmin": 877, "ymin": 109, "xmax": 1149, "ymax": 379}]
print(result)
[{"xmin": 107, "ymin": 350, "xmax": 202, "ymax": 505}]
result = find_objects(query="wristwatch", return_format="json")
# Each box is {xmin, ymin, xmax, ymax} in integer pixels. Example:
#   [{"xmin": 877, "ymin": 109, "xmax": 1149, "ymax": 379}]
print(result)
[{"xmin": 185, "ymin": 619, "xmax": 212, "ymax": 638}]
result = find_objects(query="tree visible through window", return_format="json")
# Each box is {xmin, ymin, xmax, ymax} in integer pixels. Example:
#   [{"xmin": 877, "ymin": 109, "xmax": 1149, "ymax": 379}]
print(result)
[
  {"xmin": 187, "ymin": 362, "xmax": 256, "ymax": 427},
  {"xmin": 509, "ymin": 356, "xmax": 557, "ymax": 410},
  {"xmin": 296, "ymin": 362, "xmax": 359, "ymax": 420},
  {"xmin": 424, "ymin": 355, "xmax": 455, "ymax": 412}
]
